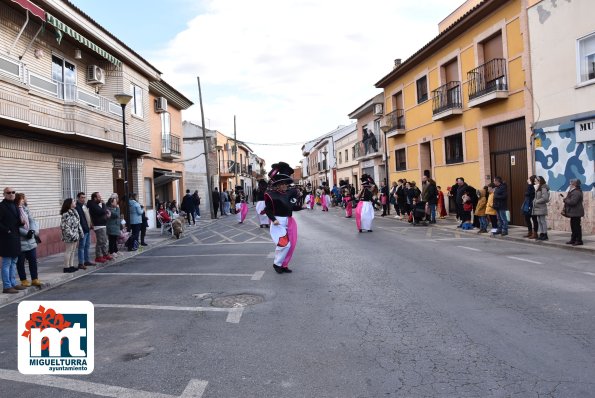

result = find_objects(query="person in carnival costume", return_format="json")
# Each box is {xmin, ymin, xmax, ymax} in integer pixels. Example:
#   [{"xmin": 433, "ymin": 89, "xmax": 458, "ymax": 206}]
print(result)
[
  {"xmin": 340, "ymin": 180, "xmax": 353, "ymax": 218},
  {"xmin": 264, "ymin": 162, "xmax": 302, "ymax": 274},
  {"xmin": 356, "ymin": 174, "xmax": 375, "ymax": 233},
  {"xmin": 234, "ymin": 186, "xmax": 249, "ymax": 224},
  {"xmin": 305, "ymin": 183, "xmax": 315, "ymax": 210},
  {"xmin": 255, "ymin": 179, "xmax": 270, "ymax": 228},
  {"xmin": 321, "ymin": 182, "xmax": 331, "ymax": 212}
]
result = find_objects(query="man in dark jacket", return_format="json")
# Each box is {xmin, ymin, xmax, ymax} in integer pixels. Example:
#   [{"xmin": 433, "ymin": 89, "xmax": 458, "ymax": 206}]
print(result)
[
  {"xmin": 0, "ymin": 187, "xmax": 26, "ymax": 293},
  {"xmin": 181, "ymin": 189, "xmax": 195, "ymax": 226},
  {"xmin": 493, "ymin": 176, "xmax": 509, "ymax": 235},
  {"xmin": 192, "ymin": 190, "xmax": 201, "ymax": 219},
  {"xmin": 75, "ymin": 192, "xmax": 94, "ymax": 267},
  {"xmin": 422, "ymin": 176, "xmax": 438, "ymax": 223},
  {"xmin": 87, "ymin": 192, "xmax": 111, "ymax": 263},
  {"xmin": 212, "ymin": 188, "xmax": 220, "ymax": 219}
]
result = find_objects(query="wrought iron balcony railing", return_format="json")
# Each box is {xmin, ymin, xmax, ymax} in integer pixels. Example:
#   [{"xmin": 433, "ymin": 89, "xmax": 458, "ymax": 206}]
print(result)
[
  {"xmin": 354, "ymin": 133, "xmax": 381, "ymax": 158},
  {"xmin": 467, "ymin": 58, "xmax": 508, "ymax": 100},
  {"xmin": 381, "ymin": 109, "xmax": 405, "ymax": 132},
  {"xmin": 162, "ymin": 134, "xmax": 181, "ymax": 157},
  {"xmin": 432, "ymin": 81, "xmax": 462, "ymax": 115}
]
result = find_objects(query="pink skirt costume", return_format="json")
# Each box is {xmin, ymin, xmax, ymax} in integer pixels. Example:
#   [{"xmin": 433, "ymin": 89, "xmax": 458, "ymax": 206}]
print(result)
[
  {"xmin": 343, "ymin": 195, "xmax": 353, "ymax": 217},
  {"xmin": 236, "ymin": 202, "xmax": 248, "ymax": 223},
  {"xmin": 322, "ymin": 194, "xmax": 331, "ymax": 211},
  {"xmin": 264, "ymin": 189, "xmax": 302, "ymax": 270},
  {"xmin": 308, "ymin": 194, "xmax": 315, "ymax": 210},
  {"xmin": 356, "ymin": 188, "xmax": 375, "ymax": 231}
]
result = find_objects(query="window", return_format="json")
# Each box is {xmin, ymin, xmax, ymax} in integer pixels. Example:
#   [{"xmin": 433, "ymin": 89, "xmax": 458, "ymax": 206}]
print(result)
[
  {"xmin": 578, "ymin": 32, "xmax": 595, "ymax": 83},
  {"xmin": 416, "ymin": 75, "xmax": 428, "ymax": 103},
  {"xmin": 394, "ymin": 148, "xmax": 406, "ymax": 171},
  {"xmin": 60, "ymin": 159, "xmax": 86, "ymax": 200},
  {"xmin": 338, "ymin": 151, "xmax": 342, "ymax": 164},
  {"xmin": 445, "ymin": 133, "xmax": 464, "ymax": 164},
  {"xmin": 144, "ymin": 178, "xmax": 153, "ymax": 209},
  {"xmin": 52, "ymin": 55, "xmax": 76, "ymax": 101},
  {"xmin": 160, "ymin": 112, "xmax": 171, "ymax": 135},
  {"xmin": 351, "ymin": 146, "xmax": 355, "ymax": 159},
  {"xmin": 345, "ymin": 149, "xmax": 348, "ymax": 162},
  {"xmin": 130, "ymin": 84, "xmax": 144, "ymax": 117}
]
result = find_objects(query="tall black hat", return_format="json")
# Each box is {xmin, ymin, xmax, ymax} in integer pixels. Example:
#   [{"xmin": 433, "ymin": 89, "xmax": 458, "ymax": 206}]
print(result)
[
  {"xmin": 258, "ymin": 179, "xmax": 268, "ymax": 190},
  {"xmin": 361, "ymin": 174, "xmax": 375, "ymax": 187},
  {"xmin": 268, "ymin": 162, "xmax": 294, "ymax": 185}
]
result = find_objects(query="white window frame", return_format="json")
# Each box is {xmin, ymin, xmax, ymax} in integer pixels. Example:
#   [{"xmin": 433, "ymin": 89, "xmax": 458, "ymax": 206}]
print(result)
[
  {"xmin": 60, "ymin": 159, "xmax": 86, "ymax": 200},
  {"xmin": 130, "ymin": 83, "xmax": 144, "ymax": 118},
  {"xmin": 577, "ymin": 32, "xmax": 595, "ymax": 85}
]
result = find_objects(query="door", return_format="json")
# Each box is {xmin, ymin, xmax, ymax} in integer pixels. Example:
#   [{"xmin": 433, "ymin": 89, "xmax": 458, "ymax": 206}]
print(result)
[
  {"xmin": 489, "ymin": 119, "xmax": 528, "ymax": 226},
  {"xmin": 420, "ymin": 142, "xmax": 432, "ymax": 179}
]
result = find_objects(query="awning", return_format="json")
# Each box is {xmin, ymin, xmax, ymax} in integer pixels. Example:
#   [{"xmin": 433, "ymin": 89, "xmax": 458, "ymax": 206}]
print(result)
[
  {"xmin": 11, "ymin": 0, "xmax": 45, "ymax": 21},
  {"xmin": 154, "ymin": 170, "xmax": 183, "ymax": 187},
  {"xmin": 45, "ymin": 12, "xmax": 122, "ymax": 67}
]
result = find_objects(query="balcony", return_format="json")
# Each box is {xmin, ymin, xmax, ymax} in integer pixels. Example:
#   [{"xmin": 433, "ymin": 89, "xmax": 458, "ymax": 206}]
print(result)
[
  {"xmin": 0, "ymin": 54, "xmax": 150, "ymax": 153},
  {"xmin": 380, "ymin": 109, "xmax": 405, "ymax": 138},
  {"xmin": 432, "ymin": 81, "xmax": 462, "ymax": 121},
  {"xmin": 161, "ymin": 134, "xmax": 181, "ymax": 158},
  {"xmin": 354, "ymin": 133, "xmax": 382, "ymax": 160},
  {"xmin": 219, "ymin": 160, "xmax": 239, "ymax": 177},
  {"xmin": 467, "ymin": 58, "xmax": 508, "ymax": 107}
]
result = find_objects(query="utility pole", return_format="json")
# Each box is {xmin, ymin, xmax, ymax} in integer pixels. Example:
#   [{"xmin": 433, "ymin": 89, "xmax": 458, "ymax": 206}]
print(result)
[
  {"xmin": 197, "ymin": 76, "xmax": 215, "ymax": 219},
  {"xmin": 234, "ymin": 115, "xmax": 238, "ymax": 187}
]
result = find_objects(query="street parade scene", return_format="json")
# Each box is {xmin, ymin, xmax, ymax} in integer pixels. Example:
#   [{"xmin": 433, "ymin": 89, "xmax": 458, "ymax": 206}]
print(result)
[{"xmin": 0, "ymin": 0, "xmax": 595, "ymax": 397}]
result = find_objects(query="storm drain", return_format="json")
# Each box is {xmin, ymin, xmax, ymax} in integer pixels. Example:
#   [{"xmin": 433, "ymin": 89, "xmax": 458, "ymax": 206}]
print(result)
[{"xmin": 210, "ymin": 294, "xmax": 264, "ymax": 308}]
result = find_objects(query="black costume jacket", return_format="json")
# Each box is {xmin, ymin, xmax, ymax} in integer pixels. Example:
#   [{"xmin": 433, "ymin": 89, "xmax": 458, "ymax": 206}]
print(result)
[{"xmin": 264, "ymin": 188, "xmax": 302, "ymax": 222}]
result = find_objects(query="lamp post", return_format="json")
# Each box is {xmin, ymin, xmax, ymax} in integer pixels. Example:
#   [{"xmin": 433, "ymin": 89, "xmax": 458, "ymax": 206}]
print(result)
[
  {"xmin": 380, "ymin": 124, "xmax": 391, "ymax": 199},
  {"xmin": 114, "ymin": 93, "xmax": 132, "ymax": 226},
  {"xmin": 322, "ymin": 149, "xmax": 328, "ymax": 184}
]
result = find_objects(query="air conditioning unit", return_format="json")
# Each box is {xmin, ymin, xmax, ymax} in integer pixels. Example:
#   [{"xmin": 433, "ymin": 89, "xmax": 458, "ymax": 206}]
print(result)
[
  {"xmin": 373, "ymin": 103, "xmax": 383, "ymax": 116},
  {"xmin": 155, "ymin": 97, "xmax": 168, "ymax": 113},
  {"xmin": 86, "ymin": 65, "xmax": 105, "ymax": 84}
]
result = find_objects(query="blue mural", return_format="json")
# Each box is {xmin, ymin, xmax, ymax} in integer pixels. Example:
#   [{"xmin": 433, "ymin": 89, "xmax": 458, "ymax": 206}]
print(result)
[{"xmin": 535, "ymin": 128, "xmax": 595, "ymax": 192}]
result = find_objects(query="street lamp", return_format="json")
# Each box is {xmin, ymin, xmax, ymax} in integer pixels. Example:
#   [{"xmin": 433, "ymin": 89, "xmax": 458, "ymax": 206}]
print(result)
[
  {"xmin": 322, "ymin": 149, "xmax": 328, "ymax": 184},
  {"xmin": 114, "ymin": 93, "xmax": 133, "ymax": 226},
  {"xmin": 380, "ymin": 124, "xmax": 391, "ymax": 197}
]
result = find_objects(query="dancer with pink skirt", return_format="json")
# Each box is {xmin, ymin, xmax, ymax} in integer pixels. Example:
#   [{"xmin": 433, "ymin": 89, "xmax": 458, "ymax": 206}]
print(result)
[
  {"xmin": 264, "ymin": 162, "xmax": 302, "ymax": 274},
  {"xmin": 254, "ymin": 179, "xmax": 269, "ymax": 228},
  {"xmin": 356, "ymin": 174, "xmax": 375, "ymax": 233},
  {"xmin": 234, "ymin": 186, "xmax": 249, "ymax": 224},
  {"xmin": 340, "ymin": 180, "xmax": 353, "ymax": 218}
]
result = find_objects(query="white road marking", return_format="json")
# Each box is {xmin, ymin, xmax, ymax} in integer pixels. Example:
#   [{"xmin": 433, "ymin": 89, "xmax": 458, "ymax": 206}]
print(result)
[
  {"xmin": 169, "ymin": 242, "xmax": 270, "ymax": 247},
  {"xmin": 431, "ymin": 238, "xmax": 478, "ymax": 241},
  {"xmin": 457, "ymin": 246, "xmax": 481, "ymax": 252},
  {"xmin": 426, "ymin": 228, "xmax": 433, "ymax": 238},
  {"xmin": 146, "ymin": 254, "xmax": 265, "ymax": 257},
  {"xmin": 267, "ymin": 252, "xmax": 275, "ymax": 258},
  {"xmin": 507, "ymin": 256, "xmax": 543, "ymax": 264},
  {"xmin": 190, "ymin": 234, "xmax": 200, "ymax": 243},
  {"xmin": 94, "ymin": 272, "xmax": 262, "ymax": 279},
  {"xmin": 0, "ymin": 368, "xmax": 208, "ymax": 398},
  {"xmin": 251, "ymin": 271, "xmax": 265, "ymax": 280},
  {"xmin": 94, "ymin": 304, "xmax": 244, "ymax": 323},
  {"xmin": 583, "ymin": 272, "xmax": 595, "ymax": 277}
]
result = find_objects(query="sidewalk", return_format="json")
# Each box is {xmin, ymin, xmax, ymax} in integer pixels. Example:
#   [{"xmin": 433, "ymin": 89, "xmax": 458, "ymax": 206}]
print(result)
[
  {"xmin": 0, "ymin": 222, "xmax": 209, "ymax": 307},
  {"xmin": 384, "ymin": 212, "xmax": 595, "ymax": 253}
]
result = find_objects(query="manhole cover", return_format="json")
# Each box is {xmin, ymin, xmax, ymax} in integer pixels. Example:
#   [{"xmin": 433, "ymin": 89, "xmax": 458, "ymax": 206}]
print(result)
[{"xmin": 211, "ymin": 294, "xmax": 264, "ymax": 308}]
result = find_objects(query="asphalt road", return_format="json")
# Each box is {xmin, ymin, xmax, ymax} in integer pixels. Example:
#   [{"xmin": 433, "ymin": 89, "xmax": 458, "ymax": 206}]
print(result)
[{"xmin": 1, "ymin": 206, "xmax": 594, "ymax": 397}]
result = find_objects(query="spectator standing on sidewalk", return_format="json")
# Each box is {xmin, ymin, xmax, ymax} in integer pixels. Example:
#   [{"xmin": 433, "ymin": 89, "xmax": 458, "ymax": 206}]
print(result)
[
  {"xmin": 60, "ymin": 198, "xmax": 83, "ymax": 273},
  {"xmin": 380, "ymin": 180, "xmax": 389, "ymax": 217},
  {"xmin": 437, "ymin": 186, "xmax": 448, "ymax": 219},
  {"xmin": 532, "ymin": 176, "xmax": 550, "ymax": 241},
  {"xmin": 475, "ymin": 187, "xmax": 488, "ymax": 233},
  {"xmin": 88, "ymin": 192, "xmax": 112, "ymax": 263},
  {"xmin": 493, "ymin": 177, "xmax": 509, "ymax": 236},
  {"xmin": 212, "ymin": 188, "xmax": 220, "ymax": 218},
  {"xmin": 181, "ymin": 189, "xmax": 196, "ymax": 226},
  {"xmin": 15, "ymin": 193, "xmax": 41, "ymax": 287},
  {"xmin": 486, "ymin": 183, "xmax": 498, "ymax": 231},
  {"xmin": 523, "ymin": 176, "xmax": 538, "ymax": 239},
  {"xmin": 422, "ymin": 177, "xmax": 438, "ymax": 223},
  {"xmin": 106, "ymin": 197, "xmax": 121, "ymax": 257},
  {"xmin": 140, "ymin": 205, "xmax": 149, "ymax": 246},
  {"xmin": 563, "ymin": 179, "xmax": 584, "ymax": 246},
  {"xmin": 75, "ymin": 192, "xmax": 94, "ymax": 268},
  {"xmin": 0, "ymin": 187, "xmax": 27, "ymax": 294},
  {"xmin": 127, "ymin": 193, "xmax": 143, "ymax": 251},
  {"xmin": 192, "ymin": 190, "xmax": 201, "ymax": 219}
]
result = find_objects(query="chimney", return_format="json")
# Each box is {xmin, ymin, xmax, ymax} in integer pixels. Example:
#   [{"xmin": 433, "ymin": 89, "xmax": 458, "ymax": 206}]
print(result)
[{"xmin": 393, "ymin": 58, "xmax": 402, "ymax": 69}]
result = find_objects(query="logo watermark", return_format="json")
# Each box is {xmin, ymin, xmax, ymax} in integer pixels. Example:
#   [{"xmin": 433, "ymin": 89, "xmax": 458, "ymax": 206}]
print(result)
[{"xmin": 18, "ymin": 301, "xmax": 94, "ymax": 374}]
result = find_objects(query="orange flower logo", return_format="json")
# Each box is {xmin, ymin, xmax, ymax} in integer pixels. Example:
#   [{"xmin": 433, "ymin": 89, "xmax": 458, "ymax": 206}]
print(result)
[{"xmin": 22, "ymin": 305, "xmax": 72, "ymax": 350}]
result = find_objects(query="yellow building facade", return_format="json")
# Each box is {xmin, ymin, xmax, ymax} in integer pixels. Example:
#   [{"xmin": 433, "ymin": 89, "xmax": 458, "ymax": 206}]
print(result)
[{"xmin": 376, "ymin": 0, "xmax": 533, "ymax": 225}]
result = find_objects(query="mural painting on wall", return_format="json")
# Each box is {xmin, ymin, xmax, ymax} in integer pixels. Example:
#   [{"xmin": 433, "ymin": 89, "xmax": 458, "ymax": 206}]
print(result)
[{"xmin": 534, "ymin": 128, "xmax": 595, "ymax": 192}]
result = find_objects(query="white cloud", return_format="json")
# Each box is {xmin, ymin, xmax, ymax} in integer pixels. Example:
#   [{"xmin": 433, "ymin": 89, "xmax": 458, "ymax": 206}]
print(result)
[{"xmin": 149, "ymin": 0, "xmax": 464, "ymax": 168}]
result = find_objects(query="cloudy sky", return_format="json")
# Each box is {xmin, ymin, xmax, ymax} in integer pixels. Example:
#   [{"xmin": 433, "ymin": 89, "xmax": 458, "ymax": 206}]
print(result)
[{"xmin": 71, "ymin": 0, "xmax": 465, "ymax": 168}]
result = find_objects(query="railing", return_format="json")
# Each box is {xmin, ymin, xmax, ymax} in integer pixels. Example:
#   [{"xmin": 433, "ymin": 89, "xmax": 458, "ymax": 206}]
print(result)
[
  {"xmin": 381, "ymin": 109, "xmax": 405, "ymax": 132},
  {"xmin": 432, "ymin": 81, "xmax": 462, "ymax": 115},
  {"xmin": 354, "ymin": 133, "xmax": 381, "ymax": 158},
  {"xmin": 162, "ymin": 134, "xmax": 181, "ymax": 157},
  {"xmin": 467, "ymin": 58, "xmax": 507, "ymax": 100},
  {"xmin": 220, "ymin": 160, "xmax": 239, "ymax": 174}
]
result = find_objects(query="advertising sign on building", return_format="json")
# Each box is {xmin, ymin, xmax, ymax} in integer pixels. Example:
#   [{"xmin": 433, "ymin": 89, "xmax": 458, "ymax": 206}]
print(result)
[{"xmin": 575, "ymin": 117, "xmax": 595, "ymax": 142}]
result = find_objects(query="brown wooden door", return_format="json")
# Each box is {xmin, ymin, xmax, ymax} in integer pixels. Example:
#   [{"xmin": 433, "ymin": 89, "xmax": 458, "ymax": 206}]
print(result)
[{"xmin": 489, "ymin": 119, "xmax": 528, "ymax": 226}]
